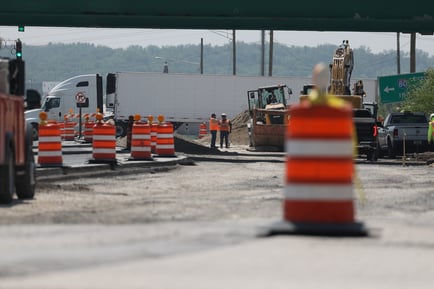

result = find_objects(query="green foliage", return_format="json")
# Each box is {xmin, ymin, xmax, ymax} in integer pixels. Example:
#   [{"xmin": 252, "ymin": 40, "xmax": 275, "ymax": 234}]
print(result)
[
  {"xmin": 1, "ymin": 41, "xmax": 434, "ymax": 83},
  {"xmin": 402, "ymin": 68, "xmax": 434, "ymax": 114}
]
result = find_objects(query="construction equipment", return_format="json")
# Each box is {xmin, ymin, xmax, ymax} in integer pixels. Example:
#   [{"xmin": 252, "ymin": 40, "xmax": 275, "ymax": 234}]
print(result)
[
  {"xmin": 300, "ymin": 41, "xmax": 379, "ymax": 160},
  {"xmin": 0, "ymin": 56, "xmax": 36, "ymax": 204},
  {"xmin": 247, "ymin": 84, "xmax": 292, "ymax": 150},
  {"xmin": 329, "ymin": 40, "xmax": 354, "ymax": 96}
]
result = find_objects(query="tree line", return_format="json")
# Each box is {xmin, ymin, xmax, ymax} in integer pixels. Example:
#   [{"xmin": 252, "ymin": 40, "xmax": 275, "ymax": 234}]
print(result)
[{"xmin": 1, "ymin": 42, "xmax": 434, "ymax": 83}]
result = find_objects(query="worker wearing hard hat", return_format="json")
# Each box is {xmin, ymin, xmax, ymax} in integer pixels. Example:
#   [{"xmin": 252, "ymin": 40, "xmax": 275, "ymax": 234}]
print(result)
[
  {"xmin": 209, "ymin": 113, "xmax": 219, "ymax": 148},
  {"xmin": 218, "ymin": 113, "xmax": 232, "ymax": 149},
  {"xmin": 428, "ymin": 113, "xmax": 434, "ymax": 150}
]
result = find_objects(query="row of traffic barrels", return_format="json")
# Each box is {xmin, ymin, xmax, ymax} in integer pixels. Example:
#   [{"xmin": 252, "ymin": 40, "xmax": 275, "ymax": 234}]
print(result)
[
  {"xmin": 129, "ymin": 120, "xmax": 175, "ymax": 160},
  {"xmin": 37, "ymin": 118, "xmax": 176, "ymax": 167}
]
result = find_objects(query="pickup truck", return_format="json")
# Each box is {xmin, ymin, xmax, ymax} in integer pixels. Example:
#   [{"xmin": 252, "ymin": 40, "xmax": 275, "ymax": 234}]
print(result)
[
  {"xmin": 353, "ymin": 102, "xmax": 379, "ymax": 161},
  {"xmin": 377, "ymin": 111, "xmax": 429, "ymax": 158}
]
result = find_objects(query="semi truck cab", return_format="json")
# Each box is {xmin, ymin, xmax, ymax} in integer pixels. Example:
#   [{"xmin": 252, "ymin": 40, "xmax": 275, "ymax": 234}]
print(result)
[{"xmin": 25, "ymin": 74, "xmax": 103, "ymax": 140}]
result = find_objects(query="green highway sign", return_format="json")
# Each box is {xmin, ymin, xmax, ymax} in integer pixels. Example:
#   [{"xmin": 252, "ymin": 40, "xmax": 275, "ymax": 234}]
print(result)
[{"xmin": 378, "ymin": 72, "xmax": 425, "ymax": 103}]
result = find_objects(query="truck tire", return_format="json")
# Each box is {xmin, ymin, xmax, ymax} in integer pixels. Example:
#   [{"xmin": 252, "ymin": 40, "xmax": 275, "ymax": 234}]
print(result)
[
  {"xmin": 116, "ymin": 121, "xmax": 127, "ymax": 138},
  {"xmin": 367, "ymin": 151, "xmax": 378, "ymax": 161},
  {"xmin": 376, "ymin": 140, "xmax": 384, "ymax": 158},
  {"xmin": 31, "ymin": 123, "xmax": 39, "ymax": 141},
  {"xmin": 15, "ymin": 125, "xmax": 36, "ymax": 200},
  {"xmin": 0, "ymin": 142, "xmax": 15, "ymax": 204},
  {"xmin": 387, "ymin": 139, "xmax": 396, "ymax": 159}
]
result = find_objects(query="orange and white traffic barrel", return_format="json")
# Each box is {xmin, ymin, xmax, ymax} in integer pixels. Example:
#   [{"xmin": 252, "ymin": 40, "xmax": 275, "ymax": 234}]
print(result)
[
  {"xmin": 83, "ymin": 119, "xmax": 94, "ymax": 143},
  {"xmin": 156, "ymin": 120, "xmax": 175, "ymax": 157},
  {"xmin": 37, "ymin": 122, "xmax": 63, "ymax": 167},
  {"xmin": 129, "ymin": 115, "xmax": 152, "ymax": 160},
  {"xmin": 265, "ymin": 101, "xmax": 367, "ymax": 236},
  {"xmin": 150, "ymin": 122, "xmax": 158, "ymax": 154},
  {"xmin": 198, "ymin": 122, "xmax": 207, "ymax": 139},
  {"xmin": 61, "ymin": 115, "xmax": 76, "ymax": 141},
  {"xmin": 90, "ymin": 116, "xmax": 117, "ymax": 163}
]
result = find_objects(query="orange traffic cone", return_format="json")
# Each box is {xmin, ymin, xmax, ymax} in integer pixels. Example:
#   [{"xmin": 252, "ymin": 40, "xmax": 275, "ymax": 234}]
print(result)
[
  {"xmin": 264, "ymin": 101, "xmax": 368, "ymax": 236},
  {"xmin": 129, "ymin": 115, "xmax": 152, "ymax": 160},
  {"xmin": 83, "ymin": 117, "xmax": 94, "ymax": 143},
  {"xmin": 89, "ymin": 114, "xmax": 117, "ymax": 164},
  {"xmin": 198, "ymin": 122, "xmax": 207, "ymax": 139},
  {"xmin": 37, "ymin": 122, "xmax": 63, "ymax": 167},
  {"xmin": 156, "ymin": 122, "xmax": 176, "ymax": 157}
]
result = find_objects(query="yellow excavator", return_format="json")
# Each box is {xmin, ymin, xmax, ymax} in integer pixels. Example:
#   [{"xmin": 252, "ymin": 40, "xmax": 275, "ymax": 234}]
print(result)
[
  {"xmin": 300, "ymin": 40, "xmax": 379, "ymax": 160},
  {"xmin": 247, "ymin": 84, "xmax": 292, "ymax": 150}
]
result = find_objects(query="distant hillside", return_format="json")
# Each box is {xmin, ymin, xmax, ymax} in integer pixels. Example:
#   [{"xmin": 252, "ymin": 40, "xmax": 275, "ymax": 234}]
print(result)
[{"xmin": 1, "ymin": 42, "xmax": 434, "ymax": 83}]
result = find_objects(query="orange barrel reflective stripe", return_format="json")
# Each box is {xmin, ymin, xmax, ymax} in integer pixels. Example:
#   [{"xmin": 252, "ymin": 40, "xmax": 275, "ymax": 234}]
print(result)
[
  {"xmin": 83, "ymin": 121, "xmax": 94, "ymax": 143},
  {"xmin": 198, "ymin": 122, "xmax": 207, "ymax": 139},
  {"xmin": 150, "ymin": 122, "xmax": 158, "ymax": 153},
  {"xmin": 37, "ymin": 123, "xmax": 63, "ymax": 167},
  {"xmin": 263, "ymin": 101, "xmax": 367, "ymax": 237},
  {"xmin": 91, "ymin": 122, "xmax": 116, "ymax": 162},
  {"xmin": 156, "ymin": 122, "xmax": 175, "ymax": 156},
  {"xmin": 130, "ymin": 121, "xmax": 152, "ymax": 160}
]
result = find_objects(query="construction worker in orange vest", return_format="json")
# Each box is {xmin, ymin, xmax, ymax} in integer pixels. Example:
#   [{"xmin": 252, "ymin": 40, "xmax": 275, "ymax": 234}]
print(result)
[
  {"xmin": 209, "ymin": 113, "xmax": 219, "ymax": 148},
  {"xmin": 218, "ymin": 113, "xmax": 232, "ymax": 148}
]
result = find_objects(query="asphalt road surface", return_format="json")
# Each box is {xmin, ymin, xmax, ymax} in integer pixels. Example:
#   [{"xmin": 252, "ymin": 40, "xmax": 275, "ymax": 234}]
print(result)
[{"xmin": 1, "ymin": 146, "xmax": 434, "ymax": 289}]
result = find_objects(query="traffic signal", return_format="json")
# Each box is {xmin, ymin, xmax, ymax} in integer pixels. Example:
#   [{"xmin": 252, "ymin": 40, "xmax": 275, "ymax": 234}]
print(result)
[
  {"xmin": 8, "ymin": 59, "xmax": 25, "ymax": 96},
  {"xmin": 15, "ymin": 39, "xmax": 22, "ymax": 59},
  {"xmin": 18, "ymin": 25, "xmax": 25, "ymax": 32}
]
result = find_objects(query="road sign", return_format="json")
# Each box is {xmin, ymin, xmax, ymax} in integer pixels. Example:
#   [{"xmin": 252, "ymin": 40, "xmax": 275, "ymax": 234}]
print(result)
[
  {"xmin": 378, "ymin": 72, "xmax": 425, "ymax": 104},
  {"xmin": 75, "ymin": 92, "xmax": 86, "ymax": 103}
]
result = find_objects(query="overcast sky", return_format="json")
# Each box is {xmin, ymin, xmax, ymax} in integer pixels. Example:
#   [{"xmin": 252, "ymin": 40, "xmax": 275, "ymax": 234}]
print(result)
[{"xmin": 1, "ymin": 26, "xmax": 434, "ymax": 56}]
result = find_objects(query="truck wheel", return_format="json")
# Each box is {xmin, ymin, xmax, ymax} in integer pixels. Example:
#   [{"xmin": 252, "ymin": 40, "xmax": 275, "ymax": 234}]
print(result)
[
  {"xmin": 387, "ymin": 140, "xmax": 396, "ymax": 158},
  {"xmin": 15, "ymin": 126, "xmax": 36, "ymax": 199},
  {"xmin": 31, "ymin": 123, "xmax": 39, "ymax": 141},
  {"xmin": 367, "ymin": 150, "xmax": 378, "ymax": 161},
  {"xmin": 116, "ymin": 121, "xmax": 127, "ymax": 137},
  {"xmin": 0, "ymin": 143, "xmax": 15, "ymax": 204},
  {"xmin": 377, "ymin": 141, "xmax": 384, "ymax": 158}
]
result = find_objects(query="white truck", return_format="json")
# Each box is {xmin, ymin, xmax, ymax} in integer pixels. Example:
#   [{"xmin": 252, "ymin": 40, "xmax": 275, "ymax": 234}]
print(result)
[
  {"xmin": 105, "ymin": 72, "xmax": 293, "ymax": 136},
  {"xmin": 377, "ymin": 111, "xmax": 429, "ymax": 158},
  {"xmin": 25, "ymin": 74, "xmax": 104, "ymax": 140}
]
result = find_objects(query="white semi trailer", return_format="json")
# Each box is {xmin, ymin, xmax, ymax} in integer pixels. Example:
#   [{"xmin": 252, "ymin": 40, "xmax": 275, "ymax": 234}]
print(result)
[
  {"xmin": 106, "ymin": 72, "xmax": 294, "ymax": 136},
  {"xmin": 26, "ymin": 71, "xmax": 377, "ymax": 138}
]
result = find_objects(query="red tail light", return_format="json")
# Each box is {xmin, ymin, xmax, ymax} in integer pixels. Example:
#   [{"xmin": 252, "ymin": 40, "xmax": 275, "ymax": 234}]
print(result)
[
  {"xmin": 393, "ymin": 128, "xmax": 399, "ymax": 137},
  {"xmin": 373, "ymin": 124, "xmax": 378, "ymax": 137}
]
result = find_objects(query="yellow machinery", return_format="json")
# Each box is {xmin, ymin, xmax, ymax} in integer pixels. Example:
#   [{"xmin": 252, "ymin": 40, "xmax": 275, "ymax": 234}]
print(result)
[
  {"xmin": 247, "ymin": 84, "xmax": 292, "ymax": 150},
  {"xmin": 300, "ymin": 41, "xmax": 380, "ymax": 161},
  {"xmin": 300, "ymin": 40, "xmax": 363, "ymax": 107}
]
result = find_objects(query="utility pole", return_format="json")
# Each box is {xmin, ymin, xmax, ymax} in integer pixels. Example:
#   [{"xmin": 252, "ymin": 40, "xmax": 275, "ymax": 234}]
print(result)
[
  {"xmin": 396, "ymin": 32, "xmax": 401, "ymax": 74},
  {"xmin": 261, "ymin": 30, "xmax": 265, "ymax": 76},
  {"xmin": 232, "ymin": 30, "xmax": 236, "ymax": 75},
  {"xmin": 410, "ymin": 32, "xmax": 416, "ymax": 73},
  {"xmin": 200, "ymin": 38, "xmax": 203, "ymax": 74},
  {"xmin": 268, "ymin": 30, "xmax": 274, "ymax": 76}
]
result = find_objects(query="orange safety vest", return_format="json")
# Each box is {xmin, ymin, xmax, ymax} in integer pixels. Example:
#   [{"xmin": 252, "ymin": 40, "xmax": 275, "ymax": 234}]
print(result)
[
  {"xmin": 209, "ymin": 118, "xmax": 219, "ymax": 131},
  {"xmin": 219, "ymin": 119, "xmax": 231, "ymax": 132}
]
